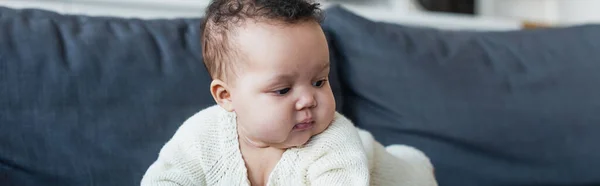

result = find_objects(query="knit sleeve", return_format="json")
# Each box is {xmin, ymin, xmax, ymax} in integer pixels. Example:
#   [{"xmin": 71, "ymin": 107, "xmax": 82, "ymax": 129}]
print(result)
[
  {"xmin": 357, "ymin": 128, "xmax": 438, "ymax": 186},
  {"xmin": 305, "ymin": 113, "xmax": 370, "ymax": 186},
  {"xmin": 140, "ymin": 107, "xmax": 218, "ymax": 186},
  {"xmin": 306, "ymin": 151, "xmax": 370, "ymax": 186},
  {"xmin": 140, "ymin": 136, "xmax": 202, "ymax": 186},
  {"xmin": 141, "ymin": 105, "xmax": 247, "ymax": 186}
]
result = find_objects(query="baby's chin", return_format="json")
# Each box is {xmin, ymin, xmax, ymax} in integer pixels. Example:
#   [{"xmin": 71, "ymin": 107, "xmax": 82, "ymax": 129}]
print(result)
[
  {"xmin": 289, "ymin": 127, "xmax": 328, "ymax": 148},
  {"xmin": 278, "ymin": 133, "xmax": 313, "ymax": 149},
  {"xmin": 274, "ymin": 119, "xmax": 334, "ymax": 148}
]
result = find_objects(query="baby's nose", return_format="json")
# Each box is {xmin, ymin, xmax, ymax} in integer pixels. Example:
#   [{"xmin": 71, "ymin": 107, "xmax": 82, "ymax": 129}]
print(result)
[{"xmin": 295, "ymin": 93, "xmax": 317, "ymax": 110}]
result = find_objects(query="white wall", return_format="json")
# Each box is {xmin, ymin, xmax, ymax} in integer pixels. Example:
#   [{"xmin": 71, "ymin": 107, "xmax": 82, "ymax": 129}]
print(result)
[
  {"xmin": 0, "ymin": 0, "xmax": 208, "ymax": 18},
  {"xmin": 478, "ymin": 0, "xmax": 600, "ymax": 25},
  {"xmin": 1, "ymin": 0, "xmax": 406, "ymax": 19},
  {"xmin": 0, "ymin": 0, "xmax": 521, "ymax": 30},
  {"xmin": 557, "ymin": 0, "xmax": 600, "ymax": 24}
]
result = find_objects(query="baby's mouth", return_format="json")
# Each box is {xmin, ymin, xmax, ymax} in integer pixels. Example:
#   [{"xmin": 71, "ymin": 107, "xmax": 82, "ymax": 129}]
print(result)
[{"xmin": 293, "ymin": 121, "xmax": 314, "ymax": 131}]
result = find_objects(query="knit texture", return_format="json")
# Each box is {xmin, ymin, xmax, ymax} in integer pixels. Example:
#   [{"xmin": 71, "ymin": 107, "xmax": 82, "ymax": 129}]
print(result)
[
  {"xmin": 141, "ymin": 105, "xmax": 437, "ymax": 185},
  {"xmin": 357, "ymin": 130, "xmax": 438, "ymax": 186}
]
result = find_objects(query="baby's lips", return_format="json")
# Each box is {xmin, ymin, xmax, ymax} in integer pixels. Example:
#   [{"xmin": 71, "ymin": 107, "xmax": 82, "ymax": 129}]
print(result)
[{"xmin": 293, "ymin": 121, "xmax": 314, "ymax": 130}]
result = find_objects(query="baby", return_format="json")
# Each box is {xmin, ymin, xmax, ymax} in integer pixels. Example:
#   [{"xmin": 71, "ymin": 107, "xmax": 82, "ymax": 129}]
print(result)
[{"xmin": 141, "ymin": 0, "xmax": 437, "ymax": 185}]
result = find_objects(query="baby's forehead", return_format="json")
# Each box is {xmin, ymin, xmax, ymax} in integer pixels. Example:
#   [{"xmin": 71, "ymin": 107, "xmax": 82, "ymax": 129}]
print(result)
[{"xmin": 224, "ymin": 20, "xmax": 329, "ymax": 71}]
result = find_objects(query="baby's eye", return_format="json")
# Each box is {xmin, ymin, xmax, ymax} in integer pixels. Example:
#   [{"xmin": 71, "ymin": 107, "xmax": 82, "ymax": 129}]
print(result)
[
  {"xmin": 313, "ymin": 80, "xmax": 327, "ymax": 87},
  {"xmin": 275, "ymin": 88, "xmax": 291, "ymax": 95}
]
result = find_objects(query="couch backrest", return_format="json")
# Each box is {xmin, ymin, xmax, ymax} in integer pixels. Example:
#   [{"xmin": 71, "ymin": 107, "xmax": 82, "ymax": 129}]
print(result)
[
  {"xmin": 0, "ymin": 7, "xmax": 215, "ymax": 186},
  {"xmin": 323, "ymin": 6, "xmax": 600, "ymax": 186}
]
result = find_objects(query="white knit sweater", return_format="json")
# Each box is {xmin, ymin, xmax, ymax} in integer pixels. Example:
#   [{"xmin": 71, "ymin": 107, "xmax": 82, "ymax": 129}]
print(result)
[{"xmin": 141, "ymin": 105, "xmax": 437, "ymax": 186}]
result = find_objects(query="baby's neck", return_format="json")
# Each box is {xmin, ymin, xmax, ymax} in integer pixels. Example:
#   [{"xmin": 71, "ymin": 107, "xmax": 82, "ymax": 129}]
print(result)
[
  {"xmin": 238, "ymin": 133, "xmax": 285, "ymax": 186},
  {"xmin": 240, "ymin": 133, "xmax": 270, "ymax": 148},
  {"xmin": 236, "ymin": 124, "xmax": 285, "ymax": 185},
  {"xmin": 238, "ymin": 136, "xmax": 285, "ymax": 158}
]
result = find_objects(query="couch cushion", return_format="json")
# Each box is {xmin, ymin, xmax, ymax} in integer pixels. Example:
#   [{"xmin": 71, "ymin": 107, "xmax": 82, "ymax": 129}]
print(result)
[
  {"xmin": 0, "ymin": 7, "xmax": 213, "ymax": 186},
  {"xmin": 323, "ymin": 6, "xmax": 600, "ymax": 186}
]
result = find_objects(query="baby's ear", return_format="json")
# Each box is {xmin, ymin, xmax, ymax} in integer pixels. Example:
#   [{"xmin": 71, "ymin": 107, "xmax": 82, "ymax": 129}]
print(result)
[{"xmin": 210, "ymin": 79, "xmax": 234, "ymax": 112}]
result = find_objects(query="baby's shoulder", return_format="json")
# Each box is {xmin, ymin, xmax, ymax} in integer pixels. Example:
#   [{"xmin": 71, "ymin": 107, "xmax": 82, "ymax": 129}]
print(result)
[
  {"xmin": 148, "ymin": 105, "xmax": 241, "ymax": 183},
  {"xmin": 166, "ymin": 104, "xmax": 235, "ymax": 152},
  {"xmin": 175, "ymin": 105, "xmax": 231, "ymax": 134},
  {"xmin": 183, "ymin": 105, "xmax": 230, "ymax": 125}
]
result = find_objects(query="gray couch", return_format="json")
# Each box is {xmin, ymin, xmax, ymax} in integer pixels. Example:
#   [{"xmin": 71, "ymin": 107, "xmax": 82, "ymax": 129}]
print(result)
[{"xmin": 1, "ymin": 5, "xmax": 599, "ymax": 186}]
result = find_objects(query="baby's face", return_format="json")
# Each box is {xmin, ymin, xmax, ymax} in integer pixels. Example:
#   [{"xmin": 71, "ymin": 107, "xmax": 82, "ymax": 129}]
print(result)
[{"xmin": 228, "ymin": 20, "xmax": 335, "ymax": 149}]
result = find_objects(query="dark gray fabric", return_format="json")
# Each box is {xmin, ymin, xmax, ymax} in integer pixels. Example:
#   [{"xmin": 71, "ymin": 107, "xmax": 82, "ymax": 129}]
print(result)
[
  {"xmin": 0, "ymin": 7, "xmax": 213, "ymax": 186},
  {"xmin": 323, "ymin": 6, "xmax": 600, "ymax": 186},
  {"xmin": 325, "ymin": 30, "xmax": 345, "ymax": 112},
  {"xmin": 0, "ymin": 6, "xmax": 345, "ymax": 186}
]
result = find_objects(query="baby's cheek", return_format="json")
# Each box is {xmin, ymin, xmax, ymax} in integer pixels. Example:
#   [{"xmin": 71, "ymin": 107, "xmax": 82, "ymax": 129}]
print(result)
[
  {"xmin": 257, "ymin": 119, "xmax": 290, "ymax": 140},
  {"xmin": 320, "ymin": 89, "xmax": 336, "ymax": 107},
  {"xmin": 321, "ymin": 95, "xmax": 336, "ymax": 115},
  {"xmin": 323, "ymin": 99, "xmax": 337, "ymax": 128}
]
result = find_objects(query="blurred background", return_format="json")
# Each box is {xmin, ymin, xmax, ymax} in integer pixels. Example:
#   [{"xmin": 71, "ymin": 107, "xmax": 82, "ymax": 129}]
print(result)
[
  {"xmin": 3, "ymin": 1, "xmax": 600, "ymax": 186},
  {"xmin": 2, "ymin": 0, "xmax": 600, "ymax": 30}
]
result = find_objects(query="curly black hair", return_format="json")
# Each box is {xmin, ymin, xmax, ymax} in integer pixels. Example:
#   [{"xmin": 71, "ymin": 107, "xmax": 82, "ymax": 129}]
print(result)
[{"xmin": 200, "ymin": 0, "xmax": 323, "ymax": 80}]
